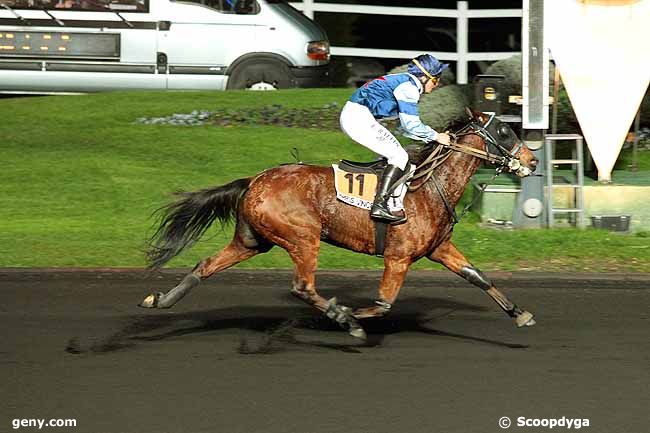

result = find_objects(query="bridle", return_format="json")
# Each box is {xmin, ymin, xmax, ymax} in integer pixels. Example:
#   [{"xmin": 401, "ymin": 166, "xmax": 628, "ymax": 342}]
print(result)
[
  {"xmin": 405, "ymin": 114, "xmax": 527, "ymax": 227},
  {"xmin": 408, "ymin": 114, "xmax": 524, "ymax": 191},
  {"xmin": 449, "ymin": 113, "xmax": 523, "ymax": 166}
]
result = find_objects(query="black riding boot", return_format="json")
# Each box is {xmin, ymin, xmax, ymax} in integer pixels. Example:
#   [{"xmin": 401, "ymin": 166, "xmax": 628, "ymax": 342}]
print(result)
[{"xmin": 370, "ymin": 164, "xmax": 407, "ymax": 224}]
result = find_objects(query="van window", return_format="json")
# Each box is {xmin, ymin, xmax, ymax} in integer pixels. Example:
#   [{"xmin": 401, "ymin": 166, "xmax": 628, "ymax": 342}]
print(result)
[
  {"xmin": 1, "ymin": 0, "xmax": 148, "ymax": 12},
  {"xmin": 182, "ymin": 0, "xmax": 259, "ymax": 15}
]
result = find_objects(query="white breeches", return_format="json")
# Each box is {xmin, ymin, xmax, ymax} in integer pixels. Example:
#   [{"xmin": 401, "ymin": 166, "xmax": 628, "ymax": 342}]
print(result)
[{"xmin": 339, "ymin": 101, "xmax": 409, "ymax": 171}]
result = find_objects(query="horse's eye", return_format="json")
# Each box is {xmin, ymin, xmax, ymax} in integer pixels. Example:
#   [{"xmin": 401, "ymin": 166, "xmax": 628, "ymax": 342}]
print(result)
[{"xmin": 497, "ymin": 124, "xmax": 510, "ymax": 138}]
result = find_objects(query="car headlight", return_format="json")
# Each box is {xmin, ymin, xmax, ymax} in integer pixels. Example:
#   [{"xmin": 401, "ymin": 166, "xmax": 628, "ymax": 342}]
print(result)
[{"xmin": 307, "ymin": 40, "xmax": 329, "ymax": 61}]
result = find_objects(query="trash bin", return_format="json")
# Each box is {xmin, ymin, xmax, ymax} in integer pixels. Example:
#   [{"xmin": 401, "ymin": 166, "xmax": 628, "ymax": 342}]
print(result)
[{"xmin": 590, "ymin": 215, "xmax": 631, "ymax": 232}]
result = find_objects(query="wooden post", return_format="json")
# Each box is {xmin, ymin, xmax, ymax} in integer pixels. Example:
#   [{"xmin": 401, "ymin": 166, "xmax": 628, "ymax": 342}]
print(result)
[
  {"xmin": 456, "ymin": 1, "xmax": 469, "ymax": 85},
  {"xmin": 302, "ymin": 0, "xmax": 314, "ymax": 19}
]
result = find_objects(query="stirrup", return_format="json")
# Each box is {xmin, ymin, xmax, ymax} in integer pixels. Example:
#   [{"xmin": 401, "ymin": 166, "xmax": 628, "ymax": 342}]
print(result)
[{"xmin": 370, "ymin": 204, "xmax": 407, "ymax": 224}]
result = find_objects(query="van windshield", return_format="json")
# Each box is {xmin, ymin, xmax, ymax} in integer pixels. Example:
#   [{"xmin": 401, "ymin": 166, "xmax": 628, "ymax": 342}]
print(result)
[
  {"xmin": 0, "ymin": 0, "xmax": 148, "ymax": 12},
  {"xmin": 180, "ymin": 0, "xmax": 259, "ymax": 14}
]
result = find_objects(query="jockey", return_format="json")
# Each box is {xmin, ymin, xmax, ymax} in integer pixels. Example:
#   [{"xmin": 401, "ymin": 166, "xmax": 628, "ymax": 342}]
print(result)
[{"xmin": 339, "ymin": 54, "xmax": 452, "ymax": 224}]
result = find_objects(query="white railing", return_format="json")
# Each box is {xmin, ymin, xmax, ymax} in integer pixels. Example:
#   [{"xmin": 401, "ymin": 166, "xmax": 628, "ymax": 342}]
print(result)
[{"xmin": 289, "ymin": 1, "xmax": 522, "ymax": 84}]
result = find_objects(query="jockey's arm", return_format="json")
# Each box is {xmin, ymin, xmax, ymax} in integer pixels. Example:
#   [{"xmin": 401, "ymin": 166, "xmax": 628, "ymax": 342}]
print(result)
[{"xmin": 393, "ymin": 82, "xmax": 439, "ymax": 143}]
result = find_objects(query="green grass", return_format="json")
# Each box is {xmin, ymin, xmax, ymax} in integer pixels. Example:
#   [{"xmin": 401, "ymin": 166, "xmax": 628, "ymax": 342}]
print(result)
[
  {"xmin": 615, "ymin": 146, "xmax": 650, "ymax": 172},
  {"xmin": 1, "ymin": 90, "xmax": 649, "ymax": 272}
]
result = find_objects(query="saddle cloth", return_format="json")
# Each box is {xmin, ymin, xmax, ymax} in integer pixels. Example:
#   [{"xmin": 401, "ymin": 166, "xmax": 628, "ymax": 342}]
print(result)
[{"xmin": 332, "ymin": 162, "xmax": 412, "ymax": 212}]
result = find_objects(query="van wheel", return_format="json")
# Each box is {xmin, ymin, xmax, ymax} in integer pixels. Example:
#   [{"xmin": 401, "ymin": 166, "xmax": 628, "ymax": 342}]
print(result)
[{"xmin": 226, "ymin": 59, "xmax": 293, "ymax": 90}]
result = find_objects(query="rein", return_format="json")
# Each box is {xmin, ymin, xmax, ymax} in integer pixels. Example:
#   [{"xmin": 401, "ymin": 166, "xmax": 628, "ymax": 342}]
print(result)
[
  {"xmin": 293, "ymin": 116, "xmax": 517, "ymax": 228},
  {"xmin": 406, "ymin": 117, "xmax": 515, "ymax": 227},
  {"xmin": 408, "ymin": 118, "xmax": 509, "ymax": 192}
]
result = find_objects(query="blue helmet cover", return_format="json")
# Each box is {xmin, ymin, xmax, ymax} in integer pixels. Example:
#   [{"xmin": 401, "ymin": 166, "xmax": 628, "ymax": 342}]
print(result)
[{"xmin": 407, "ymin": 54, "xmax": 449, "ymax": 78}]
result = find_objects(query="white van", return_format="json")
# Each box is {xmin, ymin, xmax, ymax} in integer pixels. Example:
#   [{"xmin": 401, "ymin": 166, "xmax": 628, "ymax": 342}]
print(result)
[{"xmin": 0, "ymin": 0, "xmax": 329, "ymax": 93}]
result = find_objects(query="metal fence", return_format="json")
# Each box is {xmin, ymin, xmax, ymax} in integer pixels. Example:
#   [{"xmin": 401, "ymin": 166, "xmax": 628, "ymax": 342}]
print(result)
[{"xmin": 289, "ymin": 0, "xmax": 522, "ymax": 84}]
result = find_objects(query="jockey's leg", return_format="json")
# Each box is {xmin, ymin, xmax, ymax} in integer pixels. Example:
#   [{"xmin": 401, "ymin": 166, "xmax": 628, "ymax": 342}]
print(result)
[
  {"xmin": 427, "ymin": 241, "xmax": 535, "ymax": 327},
  {"xmin": 371, "ymin": 164, "xmax": 407, "ymax": 224},
  {"xmin": 352, "ymin": 257, "xmax": 411, "ymax": 319},
  {"xmin": 340, "ymin": 102, "xmax": 409, "ymax": 170},
  {"xmin": 340, "ymin": 101, "xmax": 408, "ymax": 224},
  {"xmin": 139, "ymin": 221, "xmax": 270, "ymax": 309}
]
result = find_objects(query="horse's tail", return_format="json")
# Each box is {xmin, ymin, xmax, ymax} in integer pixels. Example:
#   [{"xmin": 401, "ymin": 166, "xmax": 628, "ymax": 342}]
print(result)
[{"xmin": 147, "ymin": 177, "xmax": 251, "ymax": 269}]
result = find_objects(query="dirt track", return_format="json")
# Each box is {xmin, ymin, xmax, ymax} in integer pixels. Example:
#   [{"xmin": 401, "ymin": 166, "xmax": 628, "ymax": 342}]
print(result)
[{"xmin": 1, "ymin": 269, "xmax": 649, "ymax": 433}]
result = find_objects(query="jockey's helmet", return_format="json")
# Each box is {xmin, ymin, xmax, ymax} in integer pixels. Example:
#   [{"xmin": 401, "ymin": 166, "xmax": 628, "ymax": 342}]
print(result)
[{"xmin": 408, "ymin": 54, "xmax": 449, "ymax": 80}]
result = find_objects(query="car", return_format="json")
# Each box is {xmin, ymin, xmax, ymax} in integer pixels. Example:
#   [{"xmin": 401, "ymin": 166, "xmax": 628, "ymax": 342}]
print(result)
[{"xmin": 0, "ymin": 0, "xmax": 330, "ymax": 93}]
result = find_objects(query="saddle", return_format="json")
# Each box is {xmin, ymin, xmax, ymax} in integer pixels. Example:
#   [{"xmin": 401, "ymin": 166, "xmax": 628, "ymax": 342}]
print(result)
[
  {"xmin": 339, "ymin": 144, "xmax": 423, "ymax": 174},
  {"xmin": 338, "ymin": 158, "xmax": 387, "ymax": 175}
]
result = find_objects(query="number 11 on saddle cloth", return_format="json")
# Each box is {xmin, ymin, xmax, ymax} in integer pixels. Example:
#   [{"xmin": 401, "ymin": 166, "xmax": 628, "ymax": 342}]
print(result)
[{"xmin": 332, "ymin": 164, "xmax": 415, "ymax": 212}]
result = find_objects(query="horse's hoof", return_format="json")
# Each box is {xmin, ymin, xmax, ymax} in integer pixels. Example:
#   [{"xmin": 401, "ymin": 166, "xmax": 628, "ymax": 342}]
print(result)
[
  {"xmin": 349, "ymin": 326, "xmax": 367, "ymax": 340},
  {"xmin": 344, "ymin": 313, "xmax": 367, "ymax": 340},
  {"xmin": 516, "ymin": 311, "xmax": 536, "ymax": 327},
  {"xmin": 138, "ymin": 292, "xmax": 161, "ymax": 309}
]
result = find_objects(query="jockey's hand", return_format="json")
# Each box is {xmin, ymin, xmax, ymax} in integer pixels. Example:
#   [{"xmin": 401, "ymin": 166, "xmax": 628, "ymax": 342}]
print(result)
[{"xmin": 436, "ymin": 133, "xmax": 451, "ymax": 145}]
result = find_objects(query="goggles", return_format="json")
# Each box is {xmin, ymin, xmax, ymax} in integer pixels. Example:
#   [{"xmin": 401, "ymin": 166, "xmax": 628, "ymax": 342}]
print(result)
[{"xmin": 412, "ymin": 58, "xmax": 440, "ymax": 85}]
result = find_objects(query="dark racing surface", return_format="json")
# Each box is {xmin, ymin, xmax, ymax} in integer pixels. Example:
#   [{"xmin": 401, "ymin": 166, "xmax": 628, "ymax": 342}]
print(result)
[{"xmin": 2, "ymin": 269, "xmax": 649, "ymax": 433}]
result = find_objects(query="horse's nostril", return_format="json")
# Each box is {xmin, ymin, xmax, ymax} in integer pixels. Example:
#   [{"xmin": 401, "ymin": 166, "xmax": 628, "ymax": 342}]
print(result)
[{"xmin": 530, "ymin": 158, "xmax": 539, "ymax": 169}]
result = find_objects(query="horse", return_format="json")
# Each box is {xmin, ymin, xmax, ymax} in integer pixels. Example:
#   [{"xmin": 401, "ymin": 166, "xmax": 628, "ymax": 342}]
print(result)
[{"xmin": 140, "ymin": 109, "xmax": 539, "ymax": 340}]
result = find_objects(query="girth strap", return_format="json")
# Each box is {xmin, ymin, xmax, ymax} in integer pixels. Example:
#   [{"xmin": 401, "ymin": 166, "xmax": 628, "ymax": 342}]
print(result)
[
  {"xmin": 374, "ymin": 221, "xmax": 389, "ymax": 257},
  {"xmin": 430, "ymin": 173, "xmax": 459, "ymax": 225}
]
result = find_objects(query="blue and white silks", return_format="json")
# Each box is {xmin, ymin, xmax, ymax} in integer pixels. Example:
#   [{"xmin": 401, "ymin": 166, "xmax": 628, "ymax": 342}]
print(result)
[{"xmin": 349, "ymin": 73, "xmax": 439, "ymax": 142}]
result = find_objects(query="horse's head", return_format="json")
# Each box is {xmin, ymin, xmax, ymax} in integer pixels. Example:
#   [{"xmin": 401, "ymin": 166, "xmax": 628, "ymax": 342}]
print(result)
[{"xmin": 465, "ymin": 108, "xmax": 538, "ymax": 177}]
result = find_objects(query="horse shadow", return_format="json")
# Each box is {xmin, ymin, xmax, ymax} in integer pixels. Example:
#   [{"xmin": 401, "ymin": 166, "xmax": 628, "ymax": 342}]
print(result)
[{"xmin": 65, "ymin": 295, "xmax": 529, "ymax": 356}]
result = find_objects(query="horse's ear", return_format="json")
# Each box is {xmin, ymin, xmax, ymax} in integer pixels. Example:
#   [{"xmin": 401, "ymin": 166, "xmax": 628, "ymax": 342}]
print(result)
[
  {"xmin": 472, "ymin": 109, "xmax": 492, "ymax": 125},
  {"xmin": 465, "ymin": 107, "xmax": 489, "ymax": 122}
]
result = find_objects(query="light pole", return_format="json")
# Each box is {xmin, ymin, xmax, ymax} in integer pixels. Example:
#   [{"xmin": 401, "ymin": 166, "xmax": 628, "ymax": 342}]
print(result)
[{"xmin": 512, "ymin": 0, "xmax": 549, "ymax": 228}]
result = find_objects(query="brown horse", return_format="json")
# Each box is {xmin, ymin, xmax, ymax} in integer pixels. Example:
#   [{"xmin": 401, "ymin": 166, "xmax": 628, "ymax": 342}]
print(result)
[{"xmin": 140, "ymin": 110, "xmax": 539, "ymax": 339}]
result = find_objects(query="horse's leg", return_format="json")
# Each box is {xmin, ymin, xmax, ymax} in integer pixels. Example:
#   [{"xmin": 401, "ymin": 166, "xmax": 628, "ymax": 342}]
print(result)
[
  {"xmin": 428, "ymin": 241, "xmax": 536, "ymax": 327},
  {"xmin": 283, "ymin": 239, "xmax": 367, "ymax": 339},
  {"xmin": 140, "ymin": 221, "xmax": 270, "ymax": 309},
  {"xmin": 352, "ymin": 258, "xmax": 411, "ymax": 319}
]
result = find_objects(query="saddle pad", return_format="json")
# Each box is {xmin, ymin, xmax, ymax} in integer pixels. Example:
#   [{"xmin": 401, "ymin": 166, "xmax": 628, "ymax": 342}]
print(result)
[{"xmin": 332, "ymin": 164, "xmax": 407, "ymax": 211}]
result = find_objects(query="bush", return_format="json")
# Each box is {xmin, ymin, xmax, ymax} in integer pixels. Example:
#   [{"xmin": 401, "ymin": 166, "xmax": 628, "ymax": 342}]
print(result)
[
  {"xmin": 387, "ymin": 62, "xmax": 469, "ymax": 130},
  {"xmin": 418, "ymin": 84, "xmax": 471, "ymax": 130}
]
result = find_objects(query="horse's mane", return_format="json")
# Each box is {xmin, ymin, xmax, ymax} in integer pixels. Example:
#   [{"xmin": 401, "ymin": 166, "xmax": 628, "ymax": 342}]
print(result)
[{"xmin": 445, "ymin": 117, "xmax": 471, "ymax": 133}]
